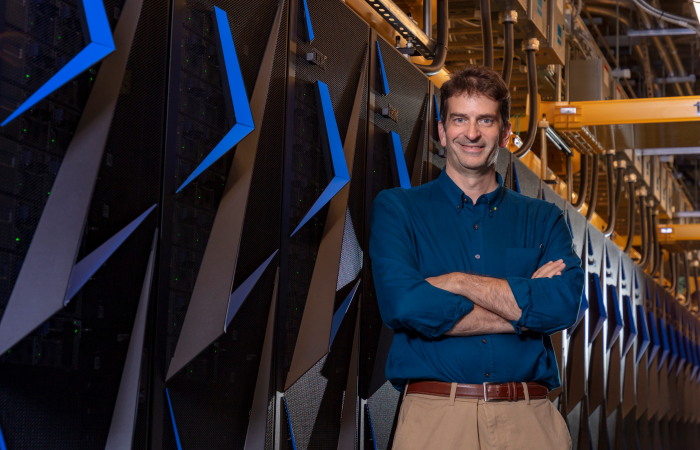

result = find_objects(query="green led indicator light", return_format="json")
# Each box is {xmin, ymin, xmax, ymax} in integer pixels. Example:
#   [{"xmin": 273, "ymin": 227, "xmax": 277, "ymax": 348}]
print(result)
[
  {"xmin": 15, "ymin": 238, "xmax": 19, "ymax": 241},
  {"xmin": 26, "ymin": 74, "xmax": 29, "ymax": 78}
]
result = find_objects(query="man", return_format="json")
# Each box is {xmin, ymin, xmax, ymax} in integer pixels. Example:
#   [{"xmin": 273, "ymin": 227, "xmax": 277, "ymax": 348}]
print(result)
[{"xmin": 369, "ymin": 66, "xmax": 584, "ymax": 450}]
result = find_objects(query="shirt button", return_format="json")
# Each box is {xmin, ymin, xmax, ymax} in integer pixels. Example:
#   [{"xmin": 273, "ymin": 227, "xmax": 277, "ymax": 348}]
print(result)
[
  {"xmin": 475, "ymin": 254, "xmax": 480, "ymax": 259},
  {"xmin": 485, "ymin": 373, "xmax": 490, "ymax": 378},
  {"xmin": 482, "ymin": 339, "xmax": 487, "ymax": 344},
  {"xmin": 474, "ymin": 224, "xmax": 479, "ymax": 230}
]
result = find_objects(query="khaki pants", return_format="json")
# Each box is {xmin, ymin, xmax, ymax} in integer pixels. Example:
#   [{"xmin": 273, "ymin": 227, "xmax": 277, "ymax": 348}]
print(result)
[{"xmin": 392, "ymin": 384, "xmax": 572, "ymax": 450}]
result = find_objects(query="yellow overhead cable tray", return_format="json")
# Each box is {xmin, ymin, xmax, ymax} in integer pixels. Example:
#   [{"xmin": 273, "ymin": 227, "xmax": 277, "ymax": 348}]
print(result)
[{"xmin": 513, "ymin": 96, "xmax": 700, "ymax": 134}]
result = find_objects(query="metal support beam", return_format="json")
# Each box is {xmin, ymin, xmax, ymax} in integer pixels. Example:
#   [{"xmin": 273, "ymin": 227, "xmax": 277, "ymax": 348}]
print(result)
[
  {"xmin": 652, "ymin": 75, "xmax": 696, "ymax": 84},
  {"xmin": 628, "ymin": 28, "xmax": 697, "ymax": 37},
  {"xmin": 641, "ymin": 148, "xmax": 700, "ymax": 156}
]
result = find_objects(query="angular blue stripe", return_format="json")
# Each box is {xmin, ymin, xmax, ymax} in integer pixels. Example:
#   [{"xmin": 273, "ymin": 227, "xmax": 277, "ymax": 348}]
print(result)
[
  {"xmin": 213, "ymin": 7, "xmax": 253, "ymax": 128},
  {"xmin": 284, "ymin": 397, "xmax": 298, "ymax": 450},
  {"xmin": 81, "ymin": 0, "xmax": 114, "ymax": 46},
  {"xmin": 635, "ymin": 305, "xmax": 650, "ymax": 365},
  {"xmin": 658, "ymin": 318, "xmax": 670, "ymax": 370},
  {"xmin": 291, "ymin": 81, "xmax": 350, "ymax": 236},
  {"xmin": 676, "ymin": 331, "xmax": 686, "ymax": 376},
  {"xmin": 376, "ymin": 41, "xmax": 389, "ymax": 95},
  {"xmin": 224, "ymin": 249, "xmax": 278, "ymax": 332},
  {"xmin": 302, "ymin": 0, "xmax": 314, "ymax": 42},
  {"xmin": 667, "ymin": 323, "xmax": 678, "ymax": 373},
  {"xmin": 316, "ymin": 81, "xmax": 348, "ymax": 180},
  {"xmin": 606, "ymin": 284, "xmax": 623, "ymax": 350},
  {"xmin": 64, "ymin": 204, "xmax": 156, "ymax": 305},
  {"xmin": 2, "ymin": 43, "xmax": 114, "ymax": 126},
  {"xmin": 329, "ymin": 279, "xmax": 360, "ymax": 350},
  {"xmin": 166, "ymin": 389, "xmax": 183, "ymax": 450},
  {"xmin": 2, "ymin": 0, "xmax": 115, "ymax": 126},
  {"xmin": 621, "ymin": 295, "xmax": 636, "ymax": 358},
  {"xmin": 511, "ymin": 162, "xmax": 521, "ymax": 193},
  {"xmin": 0, "ymin": 421, "xmax": 6, "ymax": 450},
  {"xmin": 588, "ymin": 272, "xmax": 606, "ymax": 342},
  {"xmin": 176, "ymin": 123, "xmax": 253, "ymax": 193},
  {"xmin": 176, "ymin": 7, "xmax": 255, "ymax": 192},
  {"xmin": 647, "ymin": 311, "xmax": 660, "ymax": 368},
  {"xmin": 390, "ymin": 131, "xmax": 411, "ymax": 189},
  {"xmin": 433, "ymin": 94, "xmax": 440, "ymax": 122}
]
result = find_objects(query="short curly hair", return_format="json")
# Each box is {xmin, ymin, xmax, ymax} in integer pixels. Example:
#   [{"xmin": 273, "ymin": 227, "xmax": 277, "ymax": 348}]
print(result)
[{"xmin": 440, "ymin": 65, "xmax": 511, "ymax": 129}]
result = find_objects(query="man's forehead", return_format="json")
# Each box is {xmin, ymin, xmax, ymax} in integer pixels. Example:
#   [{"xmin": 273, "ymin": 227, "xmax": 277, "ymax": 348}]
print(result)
[{"xmin": 446, "ymin": 92, "xmax": 499, "ymax": 115}]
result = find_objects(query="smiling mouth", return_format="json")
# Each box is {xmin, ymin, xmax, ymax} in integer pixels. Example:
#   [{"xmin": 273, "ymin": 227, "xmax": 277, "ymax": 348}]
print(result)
[{"xmin": 457, "ymin": 143, "xmax": 484, "ymax": 151}]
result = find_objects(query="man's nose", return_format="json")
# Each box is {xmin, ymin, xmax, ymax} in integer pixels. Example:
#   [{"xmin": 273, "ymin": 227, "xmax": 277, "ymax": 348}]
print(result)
[{"xmin": 464, "ymin": 121, "xmax": 480, "ymax": 141}]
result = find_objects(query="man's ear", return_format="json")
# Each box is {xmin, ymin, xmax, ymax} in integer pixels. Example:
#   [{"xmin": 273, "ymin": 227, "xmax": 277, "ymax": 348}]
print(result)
[
  {"xmin": 499, "ymin": 121, "xmax": 513, "ymax": 148},
  {"xmin": 438, "ymin": 120, "xmax": 447, "ymax": 147}
]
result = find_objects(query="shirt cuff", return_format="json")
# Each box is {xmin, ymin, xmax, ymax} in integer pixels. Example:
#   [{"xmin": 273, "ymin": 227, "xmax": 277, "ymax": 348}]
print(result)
[
  {"xmin": 435, "ymin": 296, "xmax": 474, "ymax": 337},
  {"xmin": 506, "ymin": 277, "xmax": 533, "ymax": 335}
]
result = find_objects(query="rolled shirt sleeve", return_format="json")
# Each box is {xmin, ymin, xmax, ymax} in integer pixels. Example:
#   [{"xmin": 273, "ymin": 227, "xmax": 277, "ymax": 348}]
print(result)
[
  {"xmin": 506, "ymin": 209, "xmax": 584, "ymax": 335},
  {"xmin": 370, "ymin": 191, "xmax": 474, "ymax": 339}
]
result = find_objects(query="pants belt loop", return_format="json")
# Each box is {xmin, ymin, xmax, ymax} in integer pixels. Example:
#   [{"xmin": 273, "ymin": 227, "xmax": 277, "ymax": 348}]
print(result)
[
  {"xmin": 403, "ymin": 380, "xmax": 411, "ymax": 401},
  {"xmin": 448, "ymin": 382, "xmax": 457, "ymax": 406},
  {"xmin": 521, "ymin": 382, "xmax": 530, "ymax": 405}
]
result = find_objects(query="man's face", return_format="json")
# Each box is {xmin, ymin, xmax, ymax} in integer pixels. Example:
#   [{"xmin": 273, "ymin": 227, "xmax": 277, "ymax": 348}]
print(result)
[{"xmin": 438, "ymin": 93, "xmax": 512, "ymax": 175}]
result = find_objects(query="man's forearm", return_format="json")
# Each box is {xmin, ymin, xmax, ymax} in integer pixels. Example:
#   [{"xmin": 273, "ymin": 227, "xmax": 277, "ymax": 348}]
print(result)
[
  {"xmin": 452, "ymin": 273, "xmax": 521, "ymax": 321},
  {"xmin": 445, "ymin": 304, "xmax": 515, "ymax": 336}
]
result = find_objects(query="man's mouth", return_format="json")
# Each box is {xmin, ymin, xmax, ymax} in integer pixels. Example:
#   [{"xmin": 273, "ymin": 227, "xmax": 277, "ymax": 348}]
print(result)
[{"xmin": 456, "ymin": 142, "xmax": 484, "ymax": 151}]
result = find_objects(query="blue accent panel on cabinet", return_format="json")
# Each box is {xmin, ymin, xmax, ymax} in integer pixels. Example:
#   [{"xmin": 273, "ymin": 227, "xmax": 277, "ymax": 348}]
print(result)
[
  {"xmin": 64, "ymin": 204, "xmax": 156, "ymax": 304},
  {"xmin": 0, "ymin": 421, "xmax": 6, "ymax": 450},
  {"xmin": 329, "ymin": 279, "xmax": 360, "ymax": 350},
  {"xmin": 588, "ymin": 272, "xmax": 607, "ymax": 342},
  {"xmin": 376, "ymin": 41, "xmax": 390, "ymax": 95},
  {"xmin": 390, "ymin": 131, "xmax": 411, "ymax": 189},
  {"xmin": 284, "ymin": 397, "xmax": 298, "ymax": 450},
  {"xmin": 302, "ymin": 0, "xmax": 314, "ymax": 42},
  {"xmin": 667, "ymin": 323, "xmax": 678, "ymax": 373},
  {"xmin": 636, "ymin": 305, "xmax": 650, "ymax": 365},
  {"xmin": 166, "ymin": 389, "xmax": 183, "ymax": 450},
  {"xmin": 621, "ymin": 295, "xmax": 636, "ymax": 358},
  {"xmin": 1, "ymin": 0, "xmax": 116, "ymax": 126},
  {"xmin": 176, "ymin": 6, "xmax": 255, "ymax": 192},
  {"xmin": 606, "ymin": 284, "xmax": 623, "ymax": 350},
  {"xmin": 224, "ymin": 249, "xmax": 278, "ymax": 332},
  {"xmin": 434, "ymin": 94, "xmax": 440, "ymax": 122},
  {"xmin": 647, "ymin": 311, "xmax": 661, "ymax": 368},
  {"xmin": 571, "ymin": 291, "xmax": 588, "ymax": 331},
  {"xmin": 676, "ymin": 331, "xmax": 687, "ymax": 376},
  {"xmin": 658, "ymin": 318, "xmax": 671, "ymax": 370},
  {"xmin": 512, "ymin": 162, "xmax": 521, "ymax": 193},
  {"xmin": 291, "ymin": 80, "xmax": 350, "ymax": 236}
]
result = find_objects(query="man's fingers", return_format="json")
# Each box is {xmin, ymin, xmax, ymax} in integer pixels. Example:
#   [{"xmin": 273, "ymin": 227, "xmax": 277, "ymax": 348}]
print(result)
[{"xmin": 532, "ymin": 261, "xmax": 566, "ymax": 279}]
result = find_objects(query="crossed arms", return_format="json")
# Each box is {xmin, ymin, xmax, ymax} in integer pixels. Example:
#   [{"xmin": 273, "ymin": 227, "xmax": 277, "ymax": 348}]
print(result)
[
  {"xmin": 426, "ymin": 261, "xmax": 565, "ymax": 337},
  {"xmin": 369, "ymin": 194, "xmax": 584, "ymax": 339}
]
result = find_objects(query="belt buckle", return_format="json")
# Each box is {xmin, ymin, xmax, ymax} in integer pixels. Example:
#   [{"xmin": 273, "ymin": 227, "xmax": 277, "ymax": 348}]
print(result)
[{"xmin": 483, "ymin": 382, "xmax": 497, "ymax": 402}]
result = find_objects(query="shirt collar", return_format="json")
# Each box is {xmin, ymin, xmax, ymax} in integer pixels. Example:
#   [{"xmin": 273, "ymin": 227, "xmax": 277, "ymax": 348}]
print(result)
[{"xmin": 437, "ymin": 169, "xmax": 505, "ymax": 212}]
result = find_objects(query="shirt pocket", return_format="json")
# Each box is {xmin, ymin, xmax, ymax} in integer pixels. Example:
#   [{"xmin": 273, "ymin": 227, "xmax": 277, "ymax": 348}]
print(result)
[{"xmin": 505, "ymin": 248, "xmax": 541, "ymax": 279}]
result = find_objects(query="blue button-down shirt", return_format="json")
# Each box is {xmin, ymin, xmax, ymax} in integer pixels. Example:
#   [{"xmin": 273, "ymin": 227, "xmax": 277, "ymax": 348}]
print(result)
[{"xmin": 369, "ymin": 169, "xmax": 584, "ymax": 391}]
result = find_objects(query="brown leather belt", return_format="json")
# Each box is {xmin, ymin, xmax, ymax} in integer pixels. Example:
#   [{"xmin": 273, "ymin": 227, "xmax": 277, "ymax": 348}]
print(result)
[{"xmin": 406, "ymin": 380, "xmax": 549, "ymax": 402}]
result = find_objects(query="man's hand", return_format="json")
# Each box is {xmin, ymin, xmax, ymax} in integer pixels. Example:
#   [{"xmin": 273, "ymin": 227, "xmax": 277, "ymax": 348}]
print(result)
[{"xmin": 532, "ymin": 259, "xmax": 566, "ymax": 279}]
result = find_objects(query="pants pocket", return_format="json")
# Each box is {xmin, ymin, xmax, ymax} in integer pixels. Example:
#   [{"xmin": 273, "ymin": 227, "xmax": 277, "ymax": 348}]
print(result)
[{"xmin": 548, "ymin": 401, "xmax": 572, "ymax": 450}]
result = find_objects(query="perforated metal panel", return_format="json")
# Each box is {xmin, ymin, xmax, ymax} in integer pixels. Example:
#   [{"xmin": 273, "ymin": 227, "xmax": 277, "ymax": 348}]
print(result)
[
  {"xmin": 280, "ymin": 0, "xmax": 368, "ymax": 448},
  {"xmin": 0, "ymin": 0, "xmax": 166, "ymax": 447},
  {"xmin": 162, "ymin": 0, "xmax": 287, "ymax": 448}
]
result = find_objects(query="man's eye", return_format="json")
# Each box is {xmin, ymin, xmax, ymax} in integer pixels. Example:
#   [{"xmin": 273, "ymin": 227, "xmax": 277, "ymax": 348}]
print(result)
[
  {"xmin": 455, "ymin": 118, "xmax": 464, "ymax": 123},
  {"xmin": 481, "ymin": 119, "xmax": 493, "ymax": 125}
]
